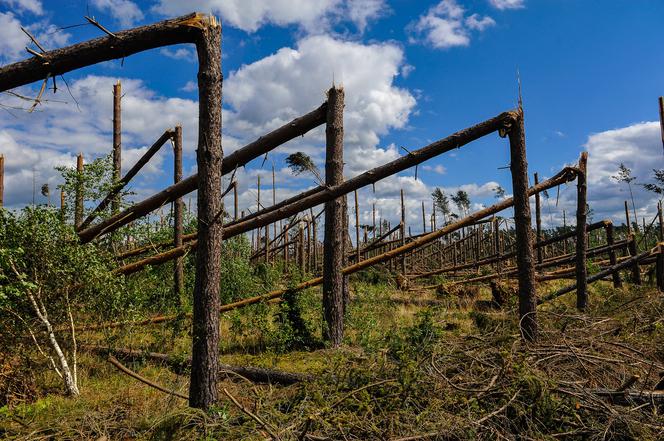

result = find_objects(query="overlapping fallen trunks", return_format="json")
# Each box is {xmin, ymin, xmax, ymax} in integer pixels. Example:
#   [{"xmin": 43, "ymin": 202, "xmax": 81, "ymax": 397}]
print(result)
[
  {"xmin": 82, "ymin": 166, "xmax": 577, "ymax": 331},
  {"xmin": 216, "ymin": 166, "xmax": 578, "ymax": 313},
  {"xmin": 79, "ymin": 129, "xmax": 175, "ymax": 230},
  {"xmin": 78, "ymin": 102, "xmax": 328, "ymax": 243},
  {"xmin": 114, "ymin": 110, "xmax": 521, "ymax": 275},
  {"xmin": 538, "ymin": 248, "xmax": 655, "ymax": 304},
  {"xmin": 83, "ymin": 345, "xmax": 311, "ymax": 385},
  {"xmin": 413, "ymin": 220, "xmax": 611, "ymax": 280}
]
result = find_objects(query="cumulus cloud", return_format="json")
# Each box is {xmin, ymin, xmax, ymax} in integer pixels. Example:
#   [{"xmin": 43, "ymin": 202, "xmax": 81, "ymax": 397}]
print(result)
[
  {"xmin": 0, "ymin": 75, "xmax": 199, "ymax": 207},
  {"xmin": 423, "ymin": 164, "xmax": 447, "ymax": 175},
  {"xmin": 152, "ymin": 0, "xmax": 386, "ymax": 33},
  {"xmin": 538, "ymin": 121, "xmax": 662, "ymax": 230},
  {"xmin": 90, "ymin": 0, "xmax": 144, "ymax": 28},
  {"xmin": 160, "ymin": 47, "xmax": 196, "ymax": 61},
  {"xmin": 489, "ymin": 0, "xmax": 525, "ymax": 10},
  {"xmin": 1, "ymin": 0, "xmax": 43, "ymax": 15},
  {"xmin": 0, "ymin": 11, "xmax": 71, "ymax": 64},
  {"xmin": 408, "ymin": 0, "xmax": 495, "ymax": 49},
  {"xmin": 224, "ymin": 35, "xmax": 416, "ymax": 176}
]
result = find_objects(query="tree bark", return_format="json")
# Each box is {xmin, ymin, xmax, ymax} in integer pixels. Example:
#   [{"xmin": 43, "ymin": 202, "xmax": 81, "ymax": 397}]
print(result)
[
  {"xmin": 534, "ymin": 173, "xmax": 542, "ymax": 264},
  {"xmin": 189, "ymin": 17, "xmax": 222, "ymax": 410},
  {"xmin": 575, "ymin": 152, "xmax": 588, "ymax": 310},
  {"xmin": 323, "ymin": 86, "xmax": 345, "ymax": 347},
  {"xmin": 173, "ymin": 125, "xmax": 184, "ymax": 303},
  {"xmin": 0, "ymin": 154, "xmax": 4, "ymax": 208},
  {"xmin": 605, "ymin": 220, "xmax": 622, "ymax": 288},
  {"xmin": 74, "ymin": 153, "xmax": 84, "ymax": 229},
  {"xmin": 112, "ymin": 81, "xmax": 122, "ymax": 214},
  {"xmin": 507, "ymin": 110, "xmax": 537, "ymax": 342}
]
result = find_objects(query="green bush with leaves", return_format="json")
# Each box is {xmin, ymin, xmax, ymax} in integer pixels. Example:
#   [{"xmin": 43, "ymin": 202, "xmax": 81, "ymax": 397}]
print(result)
[{"xmin": 0, "ymin": 206, "xmax": 123, "ymax": 396}]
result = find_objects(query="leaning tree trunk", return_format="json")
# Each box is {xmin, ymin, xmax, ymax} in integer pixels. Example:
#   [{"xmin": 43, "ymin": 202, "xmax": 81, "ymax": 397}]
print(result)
[
  {"xmin": 189, "ymin": 17, "xmax": 222, "ymax": 410},
  {"xmin": 323, "ymin": 86, "xmax": 345, "ymax": 347},
  {"xmin": 507, "ymin": 110, "xmax": 537, "ymax": 342}
]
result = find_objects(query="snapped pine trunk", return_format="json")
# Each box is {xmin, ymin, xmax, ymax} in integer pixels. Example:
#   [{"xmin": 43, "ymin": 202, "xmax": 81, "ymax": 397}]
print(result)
[
  {"xmin": 189, "ymin": 16, "xmax": 222, "ymax": 410},
  {"xmin": 507, "ymin": 110, "xmax": 537, "ymax": 342},
  {"xmin": 323, "ymin": 86, "xmax": 345, "ymax": 347},
  {"xmin": 576, "ymin": 152, "xmax": 588, "ymax": 310},
  {"xmin": 173, "ymin": 125, "xmax": 184, "ymax": 303}
]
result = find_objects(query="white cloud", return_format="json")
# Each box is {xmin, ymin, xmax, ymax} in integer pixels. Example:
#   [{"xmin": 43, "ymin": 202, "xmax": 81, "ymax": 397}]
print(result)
[
  {"xmin": 153, "ymin": 0, "xmax": 386, "ymax": 33},
  {"xmin": 541, "ymin": 121, "xmax": 663, "ymax": 229},
  {"xmin": 160, "ymin": 47, "xmax": 196, "ymax": 61},
  {"xmin": 0, "ymin": 12, "xmax": 71, "ymax": 64},
  {"xmin": 180, "ymin": 80, "xmax": 197, "ymax": 92},
  {"xmin": 0, "ymin": 0, "xmax": 43, "ymax": 15},
  {"xmin": 224, "ymin": 35, "xmax": 416, "ymax": 176},
  {"xmin": 91, "ymin": 0, "xmax": 144, "ymax": 28},
  {"xmin": 465, "ymin": 13, "xmax": 496, "ymax": 31},
  {"xmin": 408, "ymin": 0, "xmax": 495, "ymax": 49},
  {"xmin": 423, "ymin": 164, "xmax": 447, "ymax": 175},
  {"xmin": 0, "ymin": 75, "xmax": 200, "ymax": 207},
  {"xmin": 346, "ymin": 0, "xmax": 387, "ymax": 32},
  {"xmin": 489, "ymin": 0, "xmax": 525, "ymax": 10}
]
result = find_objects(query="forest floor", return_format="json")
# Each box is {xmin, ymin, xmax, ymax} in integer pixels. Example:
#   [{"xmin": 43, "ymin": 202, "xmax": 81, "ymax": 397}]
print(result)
[{"xmin": 2, "ymin": 273, "xmax": 664, "ymax": 440}]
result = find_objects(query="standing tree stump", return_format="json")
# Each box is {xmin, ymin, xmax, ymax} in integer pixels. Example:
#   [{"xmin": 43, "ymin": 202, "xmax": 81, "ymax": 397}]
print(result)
[
  {"xmin": 507, "ymin": 109, "xmax": 537, "ymax": 342},
  {"xmin": 322, "ymin": 86, "xmax": 345, "ymax": 347}
]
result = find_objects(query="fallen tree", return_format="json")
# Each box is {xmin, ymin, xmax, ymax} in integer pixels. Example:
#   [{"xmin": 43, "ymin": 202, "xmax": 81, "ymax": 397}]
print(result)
[{"xmin": 85, "ymin": 345, "xmax": 312, "ymax": 385}]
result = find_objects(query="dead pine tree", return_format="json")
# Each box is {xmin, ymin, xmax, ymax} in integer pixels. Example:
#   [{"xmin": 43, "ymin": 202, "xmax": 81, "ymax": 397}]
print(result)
[
  {"xmin": 575, "ymin": 152, "xmax": 589, "ymax": 310},
  {"xmin": 189, "ymin": 16, "xmax": 223, "ymax": 410},
  {"xmin": 506, "ymin": 108, "xmax": 537, "ymax": 341},
  {"xmin": 173, "ymin": 125, "xmax": 184, "ymax": 304},
  {"xmin": 112, "ymin": 80, "xmax": 122, "ymax": 213},
  {"xmin": 322, "ymin": 85, "xmax": 345, "ymax": 347},
  {"xmin": 74, "ymin": 153, "xmax": 84, "ymax": 229},
  {"xmin": 0, "ymin": 154, "xmax": 4, "ymax": 208}
]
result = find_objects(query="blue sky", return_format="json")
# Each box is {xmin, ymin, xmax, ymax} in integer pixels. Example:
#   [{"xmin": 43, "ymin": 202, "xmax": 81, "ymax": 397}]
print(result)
[{"xmin": 0, "ymin": 0, "xmax": 663, "ymax": 232}]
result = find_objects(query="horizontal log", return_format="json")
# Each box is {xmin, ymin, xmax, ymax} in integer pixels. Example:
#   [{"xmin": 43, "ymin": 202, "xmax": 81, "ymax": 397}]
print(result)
[
  {"xmin": 85, "ymin": 345, "xmax": 311, "ymax": 385},
  {"xmin": 79, "ymin": 102, "xmax": 328, "ymax": 243},
  {"xmin": 539, "ymin": 249, "xmax": 653, "ymax": 304},
  {"xmin": 0, "ymin": 13, "xmax": 211, "ymax": 92}
]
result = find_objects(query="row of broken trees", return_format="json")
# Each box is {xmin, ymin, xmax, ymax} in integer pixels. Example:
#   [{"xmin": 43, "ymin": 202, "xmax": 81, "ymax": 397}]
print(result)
[{"xmin": 1, "ymin": 12, "xmax": 663, "ymax": 412}]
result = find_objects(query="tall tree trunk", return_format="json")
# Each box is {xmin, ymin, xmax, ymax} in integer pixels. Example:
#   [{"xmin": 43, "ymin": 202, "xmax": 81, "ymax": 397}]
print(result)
[
  {"xmin": 112, "ymin": 80, "xmax": 122, "ymax": 214},
  {"xmin": 173, "ymin": 125, "xmax": 184, "ymax": 304},
  {"xmin": 189, "ymin": 16, "xmax": 222, "ymax": 410},
  {"xmin": 323, "ymin": 86, "xmax": 345, "ymax": 347},
  {"xmin": 575, "ymin": 152, "xmax": 588, "ymax": 310},
  {"xmin": 507, "ymin": 110, "xmax": 537, "ymax": 342},
  {"xmin": 74, "ymin": 153, "xmax": 84, "ymax": 229}
]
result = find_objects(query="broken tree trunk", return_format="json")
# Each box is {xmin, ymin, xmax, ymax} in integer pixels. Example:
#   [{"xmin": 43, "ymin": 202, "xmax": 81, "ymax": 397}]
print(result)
[
  {"xmin": 79, "ymin": 129, "xmax": 174, "ymax": 231},
  {"xmin": 534, "ymin": 172, "xmax": 542, "ymax": 264},
  {"xmin": 604, "ymin": 220, "xmax": 622, "ymax": 288},
  {"xmin": 173, "ymin": 125, "xmax": 184, "ymax": 303},
  {"xmin": 507, "ymin": 110, "xmax": 537, "ymax": 342},
  {"xmin": 323, "ymin": 86, "xmax": 345, "ymax": 347},
  {"xmin": 188, "ymin": 16, "xmax": 222, "ymax": 410},
  {"xmin": 112, "ymin": 80, "xmax": 122, "ymax": 214},
  {"xmin": 576, "ymin": 152, "xmax": 588, "ymax": 310},
  {"xmin": 75, "ymin": 153, "xmax": 84, "ymax": 229},
  {"xmin": 0, "ymin": 154, "xmax": 3, "ymax": 208},
  {"xmin": 84, "ymin": 345, "xmax": 312, "ymax": 385}
]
